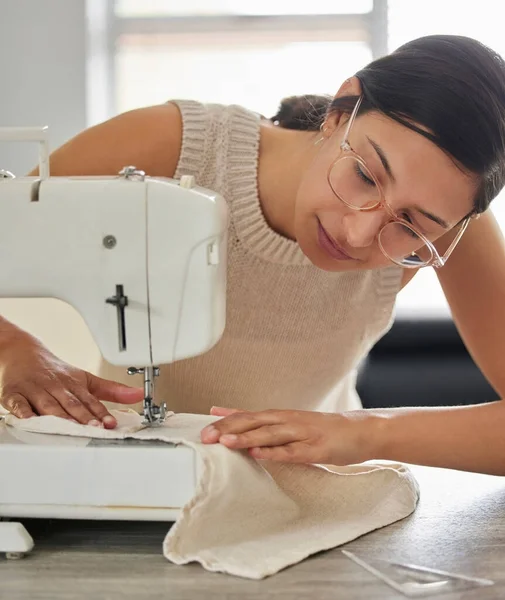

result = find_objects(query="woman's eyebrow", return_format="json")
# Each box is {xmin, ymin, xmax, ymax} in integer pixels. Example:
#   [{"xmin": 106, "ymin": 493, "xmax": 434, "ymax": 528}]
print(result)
[
  {"xmin": 366, "ymin": 136, "xmax": 395, "ymax": 182},
  {"xmin": 365, "ymin": 136, "xmax": 451, "ymax": 229},
  {"xmin": 412, "ymin": 205, "xmax": 450, "ymax": 229},
  {"xmin": 366, "ymin": 136, "xmax": 450, "ymax": 229}
]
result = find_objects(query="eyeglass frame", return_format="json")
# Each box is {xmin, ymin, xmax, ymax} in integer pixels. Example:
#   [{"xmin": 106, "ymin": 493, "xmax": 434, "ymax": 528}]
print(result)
[{"xmin": 325, "ymin": 95, "xmax": 473, "ymax": 269}]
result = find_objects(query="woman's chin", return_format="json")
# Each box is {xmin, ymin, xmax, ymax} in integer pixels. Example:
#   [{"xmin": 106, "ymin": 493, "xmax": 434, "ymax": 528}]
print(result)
[
  {"xmin": 298, "ymin": 237, "xmax": 348, "ymax": 271},
  {"xmin": 299, "ymin": 237, "xmax": 377, "ymax": 272}
]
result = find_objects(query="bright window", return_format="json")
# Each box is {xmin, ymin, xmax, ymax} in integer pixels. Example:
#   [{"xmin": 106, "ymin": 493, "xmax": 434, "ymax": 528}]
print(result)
[
  {"xmin": 115, "ymin": 0, "xmax": 374, "ymax": 17},
  {"xmin": 116, "ymin": 37, "xmax": 371, "ymax": 117},
  {"xmin": 110, "ymin": 1, "xmax": 383, "ymax": 117}
]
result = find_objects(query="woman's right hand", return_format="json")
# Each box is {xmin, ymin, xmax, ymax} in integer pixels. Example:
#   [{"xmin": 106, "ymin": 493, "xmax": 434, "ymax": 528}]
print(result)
[{"xmin": 0, "ymin": 333, "xmax": 144, "ymax": 429}]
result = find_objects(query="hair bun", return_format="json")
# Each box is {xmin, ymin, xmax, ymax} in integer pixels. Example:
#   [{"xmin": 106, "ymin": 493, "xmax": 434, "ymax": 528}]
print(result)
[{"xmin": 270, "ymin": 94, "xmax": 331, "ymax": 131}]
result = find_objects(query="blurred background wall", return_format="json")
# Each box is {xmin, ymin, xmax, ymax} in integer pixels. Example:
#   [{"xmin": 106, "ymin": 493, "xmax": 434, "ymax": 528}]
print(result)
[
  {"xmin": 0, "ymin": 0, "xmax": 502, "ymax": 405},
  {"xmin": 0, "ymin": 0, "xmax": 99, "ymax": 371}
]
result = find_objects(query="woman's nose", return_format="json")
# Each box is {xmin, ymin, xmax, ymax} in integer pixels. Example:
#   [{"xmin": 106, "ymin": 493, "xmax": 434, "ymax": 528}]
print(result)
[{"xmin": 343, "ymin": 210, "xmax": 385, "ymax": 249}]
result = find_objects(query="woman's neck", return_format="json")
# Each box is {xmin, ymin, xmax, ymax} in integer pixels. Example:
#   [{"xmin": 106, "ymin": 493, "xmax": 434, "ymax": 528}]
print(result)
[{"xmin": 257, "ymin": 122, "xmax": 318, "ymax": 241}]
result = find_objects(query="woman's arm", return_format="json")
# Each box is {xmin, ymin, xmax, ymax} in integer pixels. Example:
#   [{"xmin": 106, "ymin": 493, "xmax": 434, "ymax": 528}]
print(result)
[
  {"xmin": 202, "ymin": 402, "xmax": 505, "ymax": 475},
  {"xmin": 433, "ymin": 210, "xmax": 505, "ymax": 397},
  {"xmin": 373, "ymin": 401, "xmax": 505, "ymax": 475},
  {"xmin": 29, "ymin": 102, "xmax": 182, "ymax": 177}
]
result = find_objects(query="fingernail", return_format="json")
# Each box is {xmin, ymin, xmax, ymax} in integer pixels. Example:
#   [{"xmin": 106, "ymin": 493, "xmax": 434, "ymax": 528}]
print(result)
[
  {"xmin": 88, "ymin": 419, "xmax": 101, "ymax": 427},
  {"xmin": 220, "ymin": 434, "xmax": 238, "ymax": 444},
  {"xmin": 202, "ymin": 425, "xmax": 220, "ymax": 441},
  {"xmin": 103, "ymin": 416, "xmax": 116, "ymax": 428}
]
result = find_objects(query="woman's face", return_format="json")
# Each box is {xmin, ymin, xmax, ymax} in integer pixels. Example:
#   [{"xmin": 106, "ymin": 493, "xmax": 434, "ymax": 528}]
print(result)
[{"xmin": 294, "ymin": 108, "xmax": 477, "ymax": 271}]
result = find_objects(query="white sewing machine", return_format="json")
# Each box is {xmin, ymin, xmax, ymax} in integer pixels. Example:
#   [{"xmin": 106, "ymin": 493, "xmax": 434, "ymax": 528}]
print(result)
[{"xmin": 0, "ymin": 128, "xmax": 228, "ymax": 557}]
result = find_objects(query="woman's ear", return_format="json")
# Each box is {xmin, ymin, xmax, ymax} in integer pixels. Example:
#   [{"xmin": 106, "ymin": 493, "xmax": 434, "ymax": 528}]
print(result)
[
  {"xmin": 324, "ymin": 76, "xmax": 363, "ymax": 133},
  {"xmin": 334, "ymin": 76, "xmax": 362, "ymax": 99}
]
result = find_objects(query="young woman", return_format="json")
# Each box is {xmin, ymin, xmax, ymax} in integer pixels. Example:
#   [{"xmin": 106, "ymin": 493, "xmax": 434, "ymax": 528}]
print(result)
[{"xmin": 3, "ymin": 35, "xmax": 505, "ymax": 475}]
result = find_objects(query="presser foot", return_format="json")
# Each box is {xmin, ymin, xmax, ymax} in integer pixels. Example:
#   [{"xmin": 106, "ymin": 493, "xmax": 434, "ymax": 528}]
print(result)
[
  {"xmin": 142, "ymin": 399, "xmax": 167, "ymax": 426},
  {"xmin": 127, "ymin": 365, "xmax": 167, "ymax": 426}
]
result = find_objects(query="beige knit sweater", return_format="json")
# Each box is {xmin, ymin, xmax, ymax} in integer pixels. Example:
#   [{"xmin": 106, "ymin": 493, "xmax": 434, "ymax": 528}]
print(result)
[{"xmin": 99, "ymin": 100, "xmax": 402, "ymax": 414}]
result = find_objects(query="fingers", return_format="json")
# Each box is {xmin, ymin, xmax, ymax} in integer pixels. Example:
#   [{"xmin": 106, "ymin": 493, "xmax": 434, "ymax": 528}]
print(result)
[
  {"xmin": 210, "ymin": 406, "xmax": 242, "ymax": 417},
  {"xmin": 201, "ymin": 411, "xmax": 302, "ymax": 448},
  {"xmin": 62, "ymin": 385, "xmax": 117, "ymax": 429},
  {"xmin": 3, "ymin": 380, "xmax": 116, "ymax": 427},
  {"xmin": 201, "ymin": 410, "xmax": 283, "ymax": 442},
  {"xmin": 71, "ymin": 388, "xmax": 117, "ymax": 428},
  {"xmin": 87, "ymin": 373, "xmax": 144, "ymax": 405},
  {"xmin": 201, "ymin": 412, "xmax": 268, "ymax": 444},
  {"xmin": 21, "ymin": 385, "xmax": 77, "ymax": 421},
  {"xmin": 218, "ymin": 424, "xmax": 302, "ymax": 450},
  {"xmin": 1, "ymin": 393, "xmax": 36, "ymax": 419},
  {"xmin": 48, "ymin": 386, "xmax": 102, "ymax": 426},
  {"xmin": 200, "ymin": 409, "xmax": 321, "ymax": 464},
  {"xmin": 0, "ymin": 357, "xmax": 140, "ymax": 426},
  {"xmin": 249, "ymin": 443, "xmax": 311, "ymax": 463}
]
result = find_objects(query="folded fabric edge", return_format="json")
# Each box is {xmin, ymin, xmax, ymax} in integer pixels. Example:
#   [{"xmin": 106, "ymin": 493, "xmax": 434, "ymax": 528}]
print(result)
[
  {"xmin": 162, "ymin": 451, "xmax": 420, "ymax": 580},
  {"xmin": 164, "ymin": 489, "xmax": 418, "ymax": 581}
]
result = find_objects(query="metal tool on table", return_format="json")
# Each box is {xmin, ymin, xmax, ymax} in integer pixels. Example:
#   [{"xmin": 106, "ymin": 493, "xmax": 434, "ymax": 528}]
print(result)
[
  {"xmin": 342, "ymin": 550, "xmax": 494, "ymax": 597},
  {"xmin": 0, "ymin": 127, "xmax": 228, "ymax": 557}
]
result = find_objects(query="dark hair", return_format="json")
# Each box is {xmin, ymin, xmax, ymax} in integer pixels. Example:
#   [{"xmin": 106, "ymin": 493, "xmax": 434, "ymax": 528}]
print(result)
[{"xmin": 270, "ymin": 35, "xmax": 505, "ymax": 213}]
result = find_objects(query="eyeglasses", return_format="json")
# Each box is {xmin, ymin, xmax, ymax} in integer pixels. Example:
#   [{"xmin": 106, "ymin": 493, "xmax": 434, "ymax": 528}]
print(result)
[{"xmin": 326, "ymin": 96, "xmax": 471, "ymax": 269}]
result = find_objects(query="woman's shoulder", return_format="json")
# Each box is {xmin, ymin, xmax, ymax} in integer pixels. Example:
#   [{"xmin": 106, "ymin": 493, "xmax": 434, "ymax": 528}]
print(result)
[
  {"xmin": 168, "ymin": 99, "xmax": 262, "ymax": 186},
  {"xmin": 170, "ymin": 98, "xmax": 259, "ymax": 115},
  {"xmin": 169, "ymin": 99, "xmax": 262, "ymax": 141}
]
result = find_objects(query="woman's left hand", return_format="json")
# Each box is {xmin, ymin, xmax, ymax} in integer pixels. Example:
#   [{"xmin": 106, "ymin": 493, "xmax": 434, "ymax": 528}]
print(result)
[{"xmin": 200, "ymin": 406, "xmax": 375, "ymax": 465}]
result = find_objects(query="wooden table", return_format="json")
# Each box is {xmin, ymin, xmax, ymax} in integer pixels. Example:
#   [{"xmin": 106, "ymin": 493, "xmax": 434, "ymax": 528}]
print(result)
[{"xmin": 2, "ymin": 465, "xmax": 505, "ymax": 600}]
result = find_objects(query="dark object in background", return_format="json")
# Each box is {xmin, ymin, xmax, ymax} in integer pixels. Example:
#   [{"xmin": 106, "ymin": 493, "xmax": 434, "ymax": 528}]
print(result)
[{"xmin": 357, "ymin": 317, "xmax": 498, "ymax": 409}]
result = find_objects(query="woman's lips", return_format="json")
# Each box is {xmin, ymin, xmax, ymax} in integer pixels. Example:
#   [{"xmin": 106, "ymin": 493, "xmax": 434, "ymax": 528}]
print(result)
[{"xmin": 317, "ymin": 219, "xmax": 355, "ymax": 261}]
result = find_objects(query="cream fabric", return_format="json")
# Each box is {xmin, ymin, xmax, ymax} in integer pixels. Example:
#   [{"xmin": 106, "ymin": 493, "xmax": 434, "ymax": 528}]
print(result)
[{"xmin": 5, "ymin": 410, "xmax": 419, "ymax": 579}]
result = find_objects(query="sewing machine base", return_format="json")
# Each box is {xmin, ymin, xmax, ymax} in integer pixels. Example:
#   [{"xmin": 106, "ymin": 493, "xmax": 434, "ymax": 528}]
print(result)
[{"xmin": 0, "ymin": 421, "xmax": 201, "ymax": 557}]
